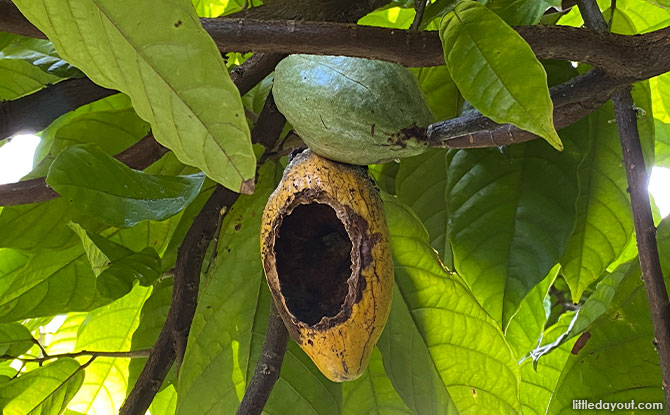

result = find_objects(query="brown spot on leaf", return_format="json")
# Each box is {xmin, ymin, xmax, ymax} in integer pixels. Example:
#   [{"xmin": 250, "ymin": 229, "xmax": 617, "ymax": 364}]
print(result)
[
  {"xmin": 571, "ymin": 332, "xmax": 591, "ymax": 355},
  {"xmin": 234, "ymin": 223, "xmax": 242, "ymax": 231},
  {"xmin": 174, "ymin": 20, "xmax": 182, "ymax": 27}
]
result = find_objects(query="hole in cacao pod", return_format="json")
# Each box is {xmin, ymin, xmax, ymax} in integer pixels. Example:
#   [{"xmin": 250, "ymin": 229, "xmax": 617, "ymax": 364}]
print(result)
[{"xmin": 275, "ymin": 203, "xmax": 352, "ymax": 326}]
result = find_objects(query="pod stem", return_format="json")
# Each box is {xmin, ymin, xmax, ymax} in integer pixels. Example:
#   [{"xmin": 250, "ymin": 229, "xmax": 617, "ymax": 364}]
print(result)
[{"xmin": 237, "ymin": 302, "xmax": 290, "ymax": 415}]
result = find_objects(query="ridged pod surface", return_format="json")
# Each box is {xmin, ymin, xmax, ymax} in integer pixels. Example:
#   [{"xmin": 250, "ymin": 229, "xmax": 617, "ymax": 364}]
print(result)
[
  {"xmin": 260, "ymin": 150, "xmax": 393, "ymax": 382},
  {"xmin": 273, "ymin": 54, "xmax": 434, "ymax": 165}
]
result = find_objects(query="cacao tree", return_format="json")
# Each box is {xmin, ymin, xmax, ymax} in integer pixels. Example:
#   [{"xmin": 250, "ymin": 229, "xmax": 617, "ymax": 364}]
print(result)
[{"xmin": 0, "ymin": 0, "xmax": 669, "ymax": 414}]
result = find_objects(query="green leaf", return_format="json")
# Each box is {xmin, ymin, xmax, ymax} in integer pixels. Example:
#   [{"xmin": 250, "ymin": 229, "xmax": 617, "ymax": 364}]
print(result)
[
  {"xmin": 67, "ymin": 285, "xmax": 151, "ymax": 414},
  {"xmin": 519, "ymin": 314, "xmax": 577, "ymax": 415},
  {"xmin": 378, "ymin": 284, "xmax": 458, "ymax": 415},
  {"xmin": 439, "ymin": 2, "xmax": 562, "ymax": 150},
  {"xmin": 486, "ymin": 0, "xmax": 554, "ymax": 25},
  {"xmin": 46, "ymin": 144, "xmax": 205, "ymax": 228},
  {"xmin": 411, "ymin": 65, "xmax": 462, "ymax": 122},
  {"xmin": 126, "ymin": 278, "xmax": 174, "ymax": 394},
  {"xmin": 504, "ymin": 266, "xmax": 557, "ymax": 361},
  {"xmin": 529, "ymin": 261, "xmax": 641, "ymax": 361},
  {"xmin": 177, "ymin": 161, "xmax": 341, "ymax": 415},
  {"xmin": 69, "ymin": 223, "xmax": 161, "ymax": 298},
  {"xmin": 192, "ymin": 0, "xmax": 249, "ymax": 17},
  {"xmin": 381, "ymin": 195, "xmax": 521, "ymax": 415},
  {"xmin": 358, "ymin": 5, "xmax": 415, "ymax": 28},
  {"xmin": 560, "ymin": 104, "xmax": 633, "ymax": 302},
  {"xmin": 368, "ymin": 161, "xmax": 399, "ymax": 196},
  {"xmin": 151, "ymin": 384, "xmax": 178, "ymax": 415},
  {"xmin": 0, "ymin": 32, "xmax": 82, "ymax": 78},
  {"xmin": 0, "ymin": 59, "xmax": 60, "ymax": 101},
  {"xmin": 0, "ymin": 358, "xmax": 84, "ymax": 415},
  {"xmin": 543, "ymin": 284, "xmax": 663, "ymax": 414},
  {"xmin": 446, "ymin": 127, "xmax": 580, "ymax": 324},
  {"xmin": 0, "ymin": 323, "xmax": 34, "ymax": 358},
  {"xmin": 29, "ymin": 95, "xmax": 150, "ymax": 178},
  {"xmin": 0, "ymin": 249, "xmax": 100, "ymax": 323},
  {"xmin": 396, "ymin": 149, "xmax": 451, "ymax": 267},
  {"xmin": 13, "ymin": 0, "xmax": 256, "ymax": 193},
  {"xmin": 0, "ymin": 199, "xmax": 79, "ymax": 252},
  {"xmin": 342, "ymin": 347, "xmax": 413, "ymax": 415}
]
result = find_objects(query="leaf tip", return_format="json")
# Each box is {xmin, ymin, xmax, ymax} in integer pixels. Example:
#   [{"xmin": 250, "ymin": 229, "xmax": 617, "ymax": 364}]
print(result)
[{"xmin": 240, "ymin": 178, "xmax": 255, "ymax": 195}]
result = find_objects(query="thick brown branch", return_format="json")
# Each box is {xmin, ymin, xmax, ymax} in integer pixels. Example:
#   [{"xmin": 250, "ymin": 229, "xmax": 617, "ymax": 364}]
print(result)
[
  {"xmin": 120, "ymin": 53, "xmax": 284, "ymax": 415},
  {"xmin": 2, "ymin": 0, "xmax": 670, "ymax": 77},
  {"xmin": 236, "ymin": 303, "xmax": 289, "ymax": 415},
  {"xmin": 0, "ymin": 134, "xmax": 168, "ymax": 206},
  {"xmin": 429, "ymin": 69, "xmax": 619, "ymax": 148},
  {"xmin": 579, "ymin": 1, "xmax": 670, "ymax": 413},
  {"xmin": 0, "ymin": 78, "xmax": 115, "ymax": 141}
]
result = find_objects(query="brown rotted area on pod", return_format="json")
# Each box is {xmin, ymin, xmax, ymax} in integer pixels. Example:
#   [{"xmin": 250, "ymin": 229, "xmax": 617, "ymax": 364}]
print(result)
[{"xmin": 275, "ymin": 203, "xmax": 353, "ymax": 326}]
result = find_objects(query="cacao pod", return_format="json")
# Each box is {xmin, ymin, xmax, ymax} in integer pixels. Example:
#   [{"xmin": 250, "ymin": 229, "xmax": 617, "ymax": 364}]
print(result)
[
  {"xmin": 273, "ymin": 55, "xmax": 434, "ymax": 165},
  {"xmin": 260, "ymin": 150, "xmax": 393, "ymax": 382}
]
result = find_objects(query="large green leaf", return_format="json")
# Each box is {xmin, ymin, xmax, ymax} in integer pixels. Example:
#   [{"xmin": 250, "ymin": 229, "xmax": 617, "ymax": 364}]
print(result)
[
  {"xmin": 177, "ymin": 161, "xmax": 342, "ymax": 415},
  {"xmin": 69, "ymin": 223, "xmax": 161, "ymax": 299},
  {"xmin": 559, "ymin": 104, "xmax": 633, "ymax": 302},
  {"xmin": 67, "ymin": 285, "xmax": 151, "ymax": 414},
  {"xmin": 0, "ymin": 247, "xmax": 100, "ymax": 323},
  {"xmin": 381, "ymin": 195, "xmax": 520, "ymax": 415},
  {"xmin": 396, "ymin": 149, "xmax": 451, "ymax": 267},
  {"xmin": 486, "ymin": 0, "xmax": 554, "ymax": 25},
  {"xmin": 29, "ymin": 95, "xmax": 150, "ymax": 178},
  {"xmin": 0, "ymin": 322, "xmax": 34, "ymax": 358},
  {"xmin": 0, "ymin": 32, "xmax": 82, "ymax": 78},
  {"xmin": 0, "ymin": 57, "xmax": 60, "ymax": 101},
  {"xmin": 151, "ymin": 384, "xmax": 178, "ymax": 415},
  {"xmin": 46, "ymin": 144, "xmax": 205, "ymax": 228},
  {"xmin": 0, "ymin": 358, "xmax": 84, "ymax": 415},
  {"xmin": 342, "ymin": 347, "xmax": 413, "ymax": 415},
  {"xmin": 504, "ymin": 266, "xmax": 557, "ymax": 361},
  {"xmin": 439, "ymin": 2, "xmax": 562, "ymax": 150},
  {"xmin": 13, "ymin": 0, "xmax": 256, "ymax": 193},
  {"xmin": 0, "ymin": 198, "xmax": 80, "ymax": 252},
  {"xmin": 411, "ymin": 66, "xmax": 461, "ymax": 128},
  {"xmin": 0, "ymin": 214, "xmax": 178, "ymax": 323},
  {"xmin": 446, "ymin": 126, "xmax": 580, "ymax": 325}
]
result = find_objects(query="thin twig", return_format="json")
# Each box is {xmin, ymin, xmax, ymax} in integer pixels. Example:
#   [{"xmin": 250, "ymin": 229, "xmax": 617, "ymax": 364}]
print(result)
[
  {"xmin": 1, "ymin": 349, "xmax": 151, "ymax": 363},
  {"xmin": 411, "ymin": 0, "xmax": 428, "ymax": 31},
  {"xmin": 579, "ymin": 1, "xmax": 670, "ymax": 413},
  {"xmin": 237, "ymin": 303, "xmax": 289, "ymax": 415}
]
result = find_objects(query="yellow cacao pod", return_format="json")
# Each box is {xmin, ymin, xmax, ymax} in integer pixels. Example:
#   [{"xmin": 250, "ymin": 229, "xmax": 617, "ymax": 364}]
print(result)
[{"xmin": 260, "ymin": 150, "xmax": 393, "ymax": 382}]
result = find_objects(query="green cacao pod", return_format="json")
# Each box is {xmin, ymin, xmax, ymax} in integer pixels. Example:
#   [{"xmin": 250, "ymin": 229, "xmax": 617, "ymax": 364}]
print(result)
[
  {"xmin": 273, "ymin": 55, "xmax": 434, "ymax": 165},
  {"xmin": 260, "ymin": 150, "xmax": 393, "ymax": 381}
]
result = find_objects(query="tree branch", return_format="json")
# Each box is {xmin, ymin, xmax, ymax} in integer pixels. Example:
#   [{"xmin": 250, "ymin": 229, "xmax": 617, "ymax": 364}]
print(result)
[
  {"xmin": 2, "ymin": 0, "xmax": 670, "ymax": 78},
  {"xmin": 429, "ymin": 69, "xmax": 619, "ymax": 148},
  {"xmin": 119, "ymin": 53, "xmax": 285, "ymax": 415},
  {"xmin": 0, "ymin": 78, "xmax": 115, "ymax": 141},
  {"xmin": 578, "ymin": 2, "xmax": 670, "ymax": 413},
  {"xmin": 0, "ymin": 133, "xmax": 168, "ymax": 206},
  {"xmin": 236, "ymin": 303, "xmax": 289, "ymax": 415},
  {"xmin": 2, "ymin": 349, "xmax": 152, "ymax": 364}
]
